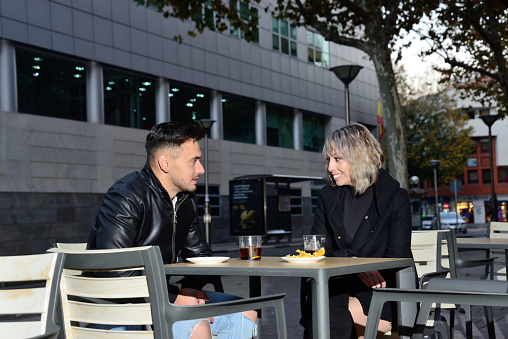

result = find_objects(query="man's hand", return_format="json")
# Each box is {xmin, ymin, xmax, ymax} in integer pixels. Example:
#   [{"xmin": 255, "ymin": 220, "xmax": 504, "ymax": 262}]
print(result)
[
  {"xmin": 357, "ymin": 270, "xmax": 386, "ymax": 288},
  {"xmin": 174, "ymin": 288, "xmax": 214, "ymax": 322}
]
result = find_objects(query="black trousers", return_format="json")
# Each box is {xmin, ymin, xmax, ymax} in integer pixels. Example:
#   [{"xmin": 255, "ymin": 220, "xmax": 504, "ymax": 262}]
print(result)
[{"xmin": 300, "ymin": 274, "xmax": 394, "ymax": 339}]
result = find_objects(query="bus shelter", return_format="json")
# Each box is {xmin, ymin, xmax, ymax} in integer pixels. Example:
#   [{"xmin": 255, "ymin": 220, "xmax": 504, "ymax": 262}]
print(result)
[{"xmin": 229, "ymin": 174, "xmax": 326, "ymax": 243}]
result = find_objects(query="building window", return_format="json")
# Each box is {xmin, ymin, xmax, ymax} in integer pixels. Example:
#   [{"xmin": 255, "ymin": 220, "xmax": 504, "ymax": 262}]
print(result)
[
  {"xmin": 192, "ymin": 0, "xmax": 215, "ymax": 29},
  {"xmin": 468, "ymin": 170, "xmax": 478, "ymax": 185},
  {"xmin": 16, "ymin": 48, "xmax": 86, "ymax": 121},
  {"xmin": 103, "ymin": 68, "xmax": 155, "ymax": 130},
  {"xmin": 480, "ymin": 139, "xmax": 490, "ymax": 154},
  {"xmin": 196, "ymin": 185, "xmax": 221, "ymax": 217},
  {"xmin": 311, "ymin": 189, "xmax": 320, "ymax": 214},
  {"xmin": 266, "ymin": 105, "xmax": 293, "ymax": 149},
  {"xmin": 307, "ymin": 31, "xmax": 329, "ymax": 68},
  {"xmin": 482, "ymin": 169, "xmax": 491, "ymax": 184},
  {"xmin": 230, "ymin": 1, "xmax": 259, "ymax": 43},
  {"xmin": 467, "ymin": 158, "xmax": 477, "ymax": 167},
  {"xmin": 169, "ymin": 83, "xmax": 210, "ymax": 123},
  {"xmin": 222, "ymin": 94, "xmax": 255, "ymax": 143},
  {"xmin": 272, "ymin": 17, "xmax": 297, "ymax": 56},
  {"xmin": 290, "ymin": 188, "xmax": 302, "ymax": 215},
  {"xmin": 303, "ymin": 113, "xmax": 325, "ymax": 152},
  {"xmin": 498, "ymin": 167, "xmax": 508, "ymax": 183}
]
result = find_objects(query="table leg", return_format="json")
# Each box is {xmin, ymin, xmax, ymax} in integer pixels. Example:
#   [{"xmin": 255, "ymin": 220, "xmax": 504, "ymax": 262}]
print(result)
[
  {"xmin": 505, "ymin": 249, "xmax": 508, "ymax": 281},
  {"xmin": 311, "ymin": 277, "xmax": 330, "ymax": 339},
  {"xmin": 249, "ymin": 276, "xmax": 262, "ymax": 337}
]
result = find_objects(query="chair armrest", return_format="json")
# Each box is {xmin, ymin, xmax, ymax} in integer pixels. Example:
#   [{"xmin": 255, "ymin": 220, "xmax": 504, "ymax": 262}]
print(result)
[
  {"xmin": 167, "ymin": 293, "xmax": 286, "ymax": 321},
  {"xmin": 419, "ymin": 269, "xmax": 451, "ymax": 289},
  {"xmin": 457, "ymin": 256, "xmax": 496, "ymax": 270},
  {"xmin": 27, "ymin": 326, "xmax": 60, "ymax": 339}
]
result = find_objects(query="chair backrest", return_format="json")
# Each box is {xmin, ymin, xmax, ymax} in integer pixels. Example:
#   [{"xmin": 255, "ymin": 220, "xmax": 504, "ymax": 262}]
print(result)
[
  {"xmin": 487, "ymin": 222, "xmax": 508, "ymax": 280},
  {"xmin": 488, "ymin": 222, "xmax": 508, "ymax": 239},
  {"xmin": 411, "ymin": 230, "xmax": 449, "ymax": 280},
  {"xmin": 0, "ymin": 252, "xmax": 63, "ymax": 338},
  {"xmin": 56, "ymin": 246, "xmax": 166, "ymax": 338},
  {"xmin": 52, "ymin": 243, "xmax": 87, "ymax": 276}
]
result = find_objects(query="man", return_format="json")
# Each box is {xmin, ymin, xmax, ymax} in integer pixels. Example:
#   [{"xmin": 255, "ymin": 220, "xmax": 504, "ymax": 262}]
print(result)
[{"xmin": 87, "ymin": 122, "xmax": 256, "ymax": 339}]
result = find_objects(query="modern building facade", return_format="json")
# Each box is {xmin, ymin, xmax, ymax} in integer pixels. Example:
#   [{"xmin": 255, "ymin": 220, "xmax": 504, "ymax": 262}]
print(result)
[{"xmin": 0, "ymin": 0, "xmax": 381, "ymax": 255}]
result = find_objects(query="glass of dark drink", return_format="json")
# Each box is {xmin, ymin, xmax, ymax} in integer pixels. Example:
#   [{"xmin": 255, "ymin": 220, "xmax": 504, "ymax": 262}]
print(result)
[
  {"xmin": 239, "ymin": 236, "xmax": 263, "ymax": 260},
  {"xmin": 303, "ymin": 235, "xmax": 326, "ymax": 255}
]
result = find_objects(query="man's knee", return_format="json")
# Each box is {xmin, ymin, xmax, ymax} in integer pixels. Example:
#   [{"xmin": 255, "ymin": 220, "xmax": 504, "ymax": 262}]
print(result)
[
  {"xmin": 243, "ymin": 310, "xmax": 258, "ymax": 323},
  {"xmin": 189, "ymin": 320, "xmax": 212, "ymax": 339}
]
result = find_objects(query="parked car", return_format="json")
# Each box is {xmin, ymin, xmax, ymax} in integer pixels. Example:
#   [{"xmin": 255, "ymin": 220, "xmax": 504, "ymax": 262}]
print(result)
[
  {"xmin": 439, "ymin": 212, "xmax": 467, "ymax": 233},
  {"xmin": 421, "ymin": 215, "xmax": 434, "ymax": 230}
]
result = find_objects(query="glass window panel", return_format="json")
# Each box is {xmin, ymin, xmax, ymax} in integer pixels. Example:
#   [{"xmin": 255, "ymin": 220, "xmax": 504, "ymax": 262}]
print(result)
[
  {"xmin": 303, "ymin": 113, "xmax": 325, "ymax": 152},
  {"xmin": 266, "ymin": 105, "xmax": 293, "ymax": 149},
  {"xmin": 308, "ymin": 48, "xmax": 314, "ymax": 62},
  {"xmin": 482, "ymin": 169, "xmax": 491, "ymax": 184},
  {"xmin": 481, "ymin": 157, "xmax": 490, "ymax": 166},
  {"xmin": 222, "ymin": 94, "xmax": 255, "ymax": 144},
  {"xmin": 272, "ymin": 34, "xmax": 279, "ymax": 50},
  {"xmin": 204, "ymin": 7, "xmax": 214, "ymax": 27},
  {"xmin": 315, "ymin": 50, "xmax": 322, "ymax": 65},
  {"xmin": 307, "ymin": 31, "xmax": 314, "ymax": 46},
  {"xmin": 468, "ymin": 170, "xmax": 478, "ymax": 185},
  {"xmin": 480, "ymin": 139, "xmax": 489, "ymax": 153},
  {"xmin": 321, "ymin": 52, "xmax": 329, "ymax": 68},
  {"xmin": 311, "ymin": 189, "xmax": 320, "ymax": 214},
  {"xmin": 290, "ymin": 188, "xmax": 302, "ymax": 215},
  {"xmin": 290, "ymin": 41, "xmax": 297, "ymax": 56},
  {"xmin": 240, "ymin": 1, "xmax": 249, "ymax": 20},
  {"xmin": 281, "ymin": 37, "xmax": 289, "ymax": 55},
  {"xmin": 280, "ymin": 21, "xmax": 288, "ymax": 36},
  {"xmin": 272, "ymin": 16, "xmax": 278, "ymax": 32},
  {"xmin": 195, "ymin": 184, "xmax": 221, "ymax": 217},
  {"xmin": 314, "ymin": 35, "xmax": 323, "ymax": 50},
  {"xmin": 499, "ymin": 168, "xmax": 508, "ymax": 183},
  {"xmin": 467, "ymin": 158, "xmax": 477, "ymax": 167},
  {"xmin": 16, "ymin": 48, "xmax": 87, "ymax": 121},
  {"xmin": 169, "ymin": 83, "xmax": 210, "ymax": 123},
  {"xmin": 103, "ymin": 68, "xmax": 156, "ymax": 130},
  {"xmin": 290, "ymin": 26, "xmax": 296, "ymax": 40},
  {"xmin": 323, "ymin": 40, "xmax": 329, "ymax": 53}
]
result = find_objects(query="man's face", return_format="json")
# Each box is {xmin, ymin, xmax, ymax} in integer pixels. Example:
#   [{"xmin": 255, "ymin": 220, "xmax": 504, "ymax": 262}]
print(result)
[{"xmin": 166, "ymin": 140, "xmax": 204, "ymax": 197}]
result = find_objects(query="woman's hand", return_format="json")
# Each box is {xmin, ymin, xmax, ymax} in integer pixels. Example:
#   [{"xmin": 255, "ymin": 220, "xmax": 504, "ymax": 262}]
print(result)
[{"xmin": 357, "ymin": 270, "xmax": 386, "ymax": 288}]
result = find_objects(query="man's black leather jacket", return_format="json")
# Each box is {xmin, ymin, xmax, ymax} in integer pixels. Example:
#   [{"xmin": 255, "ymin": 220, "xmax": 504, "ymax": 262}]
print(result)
[{"xmin": 87, "ymin": 162, "xmax": 212, "ymax": 300}]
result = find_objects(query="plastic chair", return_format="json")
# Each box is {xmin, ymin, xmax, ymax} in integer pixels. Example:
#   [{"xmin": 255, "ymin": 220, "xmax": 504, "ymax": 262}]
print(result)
[
  {"xmin": 487, "ymin": 221, "xmax": 508, "ymax": 280},
  {"xmin": 53, "ymin": 245, "xmax": 287, "ymax": 339},
  {"xmin": 52, "ymin": 242, "xmax": 225, "ymax": 292},
  {"xmin": 364, "ymin": 278, "xmax": 508, "ymax": 339},
  {"xmin": 411, "ymin": 230, "xmax": 451, "ymax": 288},
  {"xmin": 0, "ymin": 252, "xmax": 64, "ymax": 339}
]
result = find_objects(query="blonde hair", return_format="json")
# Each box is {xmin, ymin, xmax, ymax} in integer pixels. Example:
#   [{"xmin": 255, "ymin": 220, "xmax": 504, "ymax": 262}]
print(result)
[{"xmin": 323, "ymin": 124, "xmax": 384, "ymax": 195}]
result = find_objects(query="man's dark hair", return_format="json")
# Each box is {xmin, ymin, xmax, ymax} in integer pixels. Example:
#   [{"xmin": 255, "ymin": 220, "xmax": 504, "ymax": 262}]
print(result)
[{"xmin": 145, "ymin": 122, "xmax": 204, "ymax": 164}]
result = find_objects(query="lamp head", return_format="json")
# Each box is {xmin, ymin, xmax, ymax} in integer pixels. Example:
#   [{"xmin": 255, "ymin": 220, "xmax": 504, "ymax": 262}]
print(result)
[
  {"xmin": 429, "ymin": 160, "xmax": 440, "ymax": 168},
  {"xmin": 480, "ymin": 114, "xmax": 499, "ymax": 128},
  {"xmin": 196, "ymin": 119, "xmax": 216, "ymax": 130},
  {"xmin": 330, "ymin": 65, "xmax": 363, "ymax": 86}
]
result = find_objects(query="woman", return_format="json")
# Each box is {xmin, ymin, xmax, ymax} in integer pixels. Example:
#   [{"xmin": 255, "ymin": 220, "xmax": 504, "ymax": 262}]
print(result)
[{"xmin": 300, "ymin": 124, "xmax": 412, "ymax": 338}]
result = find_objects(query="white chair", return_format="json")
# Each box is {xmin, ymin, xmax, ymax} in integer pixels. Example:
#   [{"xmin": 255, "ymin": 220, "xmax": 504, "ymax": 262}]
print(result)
[
  {"xmin": 0, "ymin": 252, "xmax": 64, "ymax": 339},
  {"xmin": 487, "ymin": 221, "xmax": 508, "ymax": 280},
  {"xmin": 52, "ymin": 245, "xmax": 287, "ymax": 339}
]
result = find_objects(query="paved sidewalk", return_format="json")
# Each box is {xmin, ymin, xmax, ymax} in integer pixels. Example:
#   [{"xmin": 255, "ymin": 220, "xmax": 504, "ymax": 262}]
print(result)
[{"xmin": 211, "ymin": 232, "xmax": 508, "ymax": 338}]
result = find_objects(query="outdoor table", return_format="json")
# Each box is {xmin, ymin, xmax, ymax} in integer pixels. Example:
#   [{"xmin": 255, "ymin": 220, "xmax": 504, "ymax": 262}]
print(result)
[
  {"xmin": 457, "ymin": 237, "xmax": 508, "ymax": 280},
  {"xmin": 164, "ymin": 256, "xmax": 415, "ymax": 339}
]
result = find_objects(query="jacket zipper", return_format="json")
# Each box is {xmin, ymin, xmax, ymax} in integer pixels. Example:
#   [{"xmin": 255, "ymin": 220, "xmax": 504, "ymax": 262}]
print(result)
[{"xmin": 171, "ymin": 194, "xmax": 188, "ymax": 263}]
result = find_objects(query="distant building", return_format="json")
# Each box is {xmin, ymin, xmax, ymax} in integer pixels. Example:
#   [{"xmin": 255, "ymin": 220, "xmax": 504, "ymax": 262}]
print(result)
[
  {"xmin": 0, "ymin": 0, "xmax": 381, "ymax": 254},
  {"xmin": 423, "ymin": 91, "xmax": 508, "ymax": 223}
]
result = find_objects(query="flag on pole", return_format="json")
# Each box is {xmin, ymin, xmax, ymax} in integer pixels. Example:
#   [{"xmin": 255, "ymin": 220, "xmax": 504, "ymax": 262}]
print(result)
[{"xmin": 377, "ymin": 97, "xmax": 384, "ymax": 140}]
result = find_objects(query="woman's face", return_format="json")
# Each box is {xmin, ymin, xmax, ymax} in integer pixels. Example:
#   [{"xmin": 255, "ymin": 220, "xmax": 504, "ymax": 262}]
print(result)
[{"xmin": 326, "ymin": 152, "xmax": 352, "ymax": 186}]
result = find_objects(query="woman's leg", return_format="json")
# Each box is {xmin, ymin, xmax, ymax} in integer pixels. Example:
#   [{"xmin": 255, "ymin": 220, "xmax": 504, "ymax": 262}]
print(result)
[{"xmin": 348, "ymin": 296, "xmax": 391, "ymax": 338}]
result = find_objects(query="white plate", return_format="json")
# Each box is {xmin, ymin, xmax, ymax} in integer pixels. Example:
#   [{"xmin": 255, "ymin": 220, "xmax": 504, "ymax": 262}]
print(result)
[
  {"xmin": 186, "ymin": 257, "xmax": 230, "ymax": 264},
  {"xmin": 280, "ymin": 256, "xmax": 325, "ymax": 263}
]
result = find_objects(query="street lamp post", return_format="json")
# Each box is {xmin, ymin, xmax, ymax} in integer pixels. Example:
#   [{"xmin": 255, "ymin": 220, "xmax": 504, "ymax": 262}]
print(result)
[
  {"xmin": 330, "ymin": 65, "xmax": 363, "ymax": 126},
  {"xmin": 481, "ymin": 114, "xmax": 500, "ymax": 222},
  {"xmin": 429, "ymin": 160, "xmax": 441, "ymax": 230},
  {"xmin": 196, "ymin": 119, "xmax": 216, "ymax": 245}
]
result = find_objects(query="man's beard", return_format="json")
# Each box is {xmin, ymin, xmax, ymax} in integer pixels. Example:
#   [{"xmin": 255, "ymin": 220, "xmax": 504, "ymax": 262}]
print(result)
[{"xmin": 171, "ymin": 175, "xmax": 197, "ymax": 194}]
